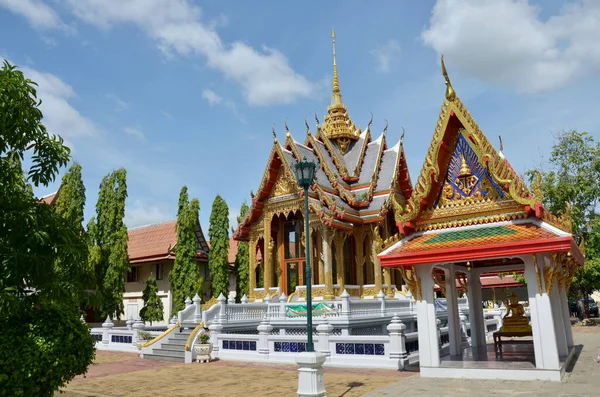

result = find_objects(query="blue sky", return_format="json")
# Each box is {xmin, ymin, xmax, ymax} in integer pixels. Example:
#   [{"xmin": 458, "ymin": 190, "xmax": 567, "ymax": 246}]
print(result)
[{"xmin": 2, "ymin": 0, "xmax": 600, "ymax": 233}]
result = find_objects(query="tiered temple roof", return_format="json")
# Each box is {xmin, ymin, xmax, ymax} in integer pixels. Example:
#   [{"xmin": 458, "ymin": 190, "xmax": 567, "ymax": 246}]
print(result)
[{"xmin": 234, "ymin": 30, "xmax": 411, "ymax": 240}]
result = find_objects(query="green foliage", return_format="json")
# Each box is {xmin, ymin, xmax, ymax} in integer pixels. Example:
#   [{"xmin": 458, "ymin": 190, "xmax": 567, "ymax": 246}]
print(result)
[
  {"xmin": 209, "ymin": 195, "xmax": 230, "ymax": 299},
  {"xmin": 527, "ymin": 130, "xmax": 600, "ymax": 318},
  {"xmin": 170, "ymin": 187, "xmax": 202, "ymax": 313},
  {"xmin": 0, "ymin": 305, "xmax": 96, "ymax": 397},
  {"xmin": 88, "ymin": 169, "xmax": 129, "ymax": 318},
  {"xmin": 198, "ymin": 333, "xmax": 210, "ymax": 344},
  {"xmin": 140, "ymin": 272, "xmax": 164, "ymax": 325},
  {"xmin": 512, "ymin": 272, "xmax": 527, "ymax": 285},
  {"xmin": 235, "ymin": 201, "xmax": 250, "ymax": 301},
  {"xmin": 0, "ymin": 61, "xmax": 94, "ymax": 394},
  {"xmin": 138, "ymin": 330, "xmax": 154, "ymax": 341}
]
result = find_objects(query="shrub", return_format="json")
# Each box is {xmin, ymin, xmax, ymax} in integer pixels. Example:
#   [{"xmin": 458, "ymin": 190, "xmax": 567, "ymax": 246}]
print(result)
[
  {"xmin": 0, "ymin": 305, "xmax": 96, "ymax": 396},
  {"xmin": 199, "ymin": 333, "xmax": 210, "ymax": 344}
]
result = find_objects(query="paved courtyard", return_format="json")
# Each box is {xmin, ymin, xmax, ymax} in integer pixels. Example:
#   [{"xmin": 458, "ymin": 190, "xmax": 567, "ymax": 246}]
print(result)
[{"xmin": 59, "ymin": 327, "xmax": 599, "ymax": 397}]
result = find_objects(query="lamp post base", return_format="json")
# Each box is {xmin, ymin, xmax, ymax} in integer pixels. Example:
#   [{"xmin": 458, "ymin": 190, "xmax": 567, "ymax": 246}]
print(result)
[{"xmin": 295, "ymin": 352, "xmax": 327, "ymax": 397}]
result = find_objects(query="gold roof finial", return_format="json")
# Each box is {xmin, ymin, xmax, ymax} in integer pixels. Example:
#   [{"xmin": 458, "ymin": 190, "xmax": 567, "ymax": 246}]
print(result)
[
  {"xmin": 272, "ymin": 124, "xmax": 277, "ymax": 142},
  {"xmin": 458, "ymin": 155, "xmax": 471, "ymax": 177},
  {"xmin": 332, "ymin": 28, "xmax": 340, "ymax": 96},
  {"xmin": 441, "ymin": 55, "xmax": 456, "ymax": 101},
  {"xmin": 368, "ymin": 112, "xmax": 373, "ymax": 128},
  {"xmin": 401, "ymin": 127, "xmax": 406, "ymax": 142}
]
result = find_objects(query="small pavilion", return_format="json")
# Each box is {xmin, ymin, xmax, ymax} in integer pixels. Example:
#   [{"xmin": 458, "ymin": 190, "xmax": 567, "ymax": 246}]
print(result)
[{"xmin": 378, "ymin": 58, "xmax": 584, "ymax": 381}]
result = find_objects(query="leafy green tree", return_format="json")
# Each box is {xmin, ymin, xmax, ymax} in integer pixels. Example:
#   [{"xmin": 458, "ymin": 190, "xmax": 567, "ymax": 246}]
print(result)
[
  {"xmin": 140, "ymin": 273, "xmax": 164, "ymax": 325},
  {"xmin": 88, "ymin": 169, "xmax": 129, "ymax": 318},
  {"xmin": 235, "ymin": 201, "xmax": 250, "ymax": 301},
  {"xmin": 528, "ymin": 130, "xmax": 600, "ymax": 318},
  {"xmin": 209, "ymin": 195, "xmax": 230, "ymax": 298},
  {"xmin": 0, "ymin": 60, "xmax": 94, "ymax": 395},
  {"xmin": 170, "ymin": 186, "xmax": 202, "ymax": 313}
]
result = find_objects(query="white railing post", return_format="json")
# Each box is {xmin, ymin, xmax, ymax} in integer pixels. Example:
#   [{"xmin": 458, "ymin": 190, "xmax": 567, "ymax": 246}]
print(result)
[
  {"xmin": 241, "ymin": 294, "xmax": 249, "ymax": 304},
  {"xmin": 340, "ymin": 290, "xmax": 350, "ymax": 318},
  {"xmin": 228, "ymin": 295, "xmax": 236, "ymax": 305},
  {"xmin": 170, "ymin": 315, "xmax": 177, "ymax": 325},
  {"xmin": 378, "ymin": 290, "xmax": 386, "ymax": 317},
  {"xmin": 208, "ymin": 320, "xmax": 224, "ymax": 358},
  {"xmin": 185, "ymin": 296, "xmax": 192, "ymax": 308},
  {"xmin": 316, "ymin": 319, "xmax": 333, "ymax": 357},
  {"xmin": 387, "ymin": 314, "xmax": 408, "ymax": 370},
  {"xmin": 257, "ymin": 316, "xmax": 273, "ymax": 358},
  {"xmin": 217, "ymin": 293, "xmax": 227, "ymax": 323},
  {"xmin": 193, "ymin": 294, "xmax": 202, "ymax": 323},
  {"xmin": 126, "ymin": 316, "xmax": 134, "ymax": 330},
  {"xmin": 436, "ymin": 319, "xmax": 442, "ymax": 348},
  {"xmin": 279, "ymin": 293, "xmax": 287, "ymax": 319},
  {"xmin": 132, "ymin": 318, "xmax": 144, "ymax": 347},
  {"xmin": 102, "ymin": 316, "xmax": 114, "ymax": 345}
]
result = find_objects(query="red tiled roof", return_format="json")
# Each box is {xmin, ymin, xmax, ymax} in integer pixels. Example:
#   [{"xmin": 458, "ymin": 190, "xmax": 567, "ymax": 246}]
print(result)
[
  {"xmin": 128, "ymin": 220, "xmax": 207, "ymax": 264},
  {"xmin": 380, "ymin": 222, "xmax": 581, "ymax": 267},
  {"xmin": 40, "ymin": 191, "xmax": 59, "ymax": 205},
  {"xmin": 228, "ymin": 238, "xmax": 238, "ymax": 266}
]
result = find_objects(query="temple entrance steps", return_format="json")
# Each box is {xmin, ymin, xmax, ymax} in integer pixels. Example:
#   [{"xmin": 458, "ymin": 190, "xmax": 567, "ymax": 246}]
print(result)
[{"xmin": 143, "ymin": 327, "xmax": 193, "ymax": 362}]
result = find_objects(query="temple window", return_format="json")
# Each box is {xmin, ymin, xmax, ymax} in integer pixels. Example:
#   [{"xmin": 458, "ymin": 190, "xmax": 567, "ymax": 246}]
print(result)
[{"xmin": 343, "ymin": 236, "xmax": 356, "ymax": 285}]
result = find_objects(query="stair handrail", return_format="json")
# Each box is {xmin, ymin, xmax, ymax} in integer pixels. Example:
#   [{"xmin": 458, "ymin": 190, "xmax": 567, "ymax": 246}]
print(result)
[
  {"xmin": 185, "ymin": 321, "xmax": 205, "ymax": 351},
  {"xmin": 139, "ymin": 321, "xmax": 180, "ymax": 348}
]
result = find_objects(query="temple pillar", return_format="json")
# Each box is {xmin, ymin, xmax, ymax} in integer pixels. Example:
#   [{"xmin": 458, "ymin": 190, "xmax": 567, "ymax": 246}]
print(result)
[
  {"xmin": 415, "ymin": 264, "xmax": 440, "ymax": 368},
  {"xmin": 354, "ymin": 227, "xmax": 367, "ymax": 291},
  {"xmin": 333, "ymin": 231, "xmax": 347, "ymax": 293},
  {"xmin": 523, "ymin": 254, "xmax": 560, "ymax": 370},
  {"xmin": 444, "ymin": 265, "xmax": 462, "ymax": 356},
  {"xmin": 559, "ymin": 281, "xmax": 574, "ymax": 347},
  {"xmin": 383, "ymin": 269, "xmax": 393, "ymax": 298},
  {"xmin": 248, "ymin": 237, "xmax": 258, "ymax": 301},
  {"xmin": 263, "ymin": 214, "xmax": 273, "ymax": 290},
  {"xmin": 276, "ymin": 215, "xmax": 284, "ymax": 290},
  {"xmin": 316, "ymin": 227, "xmax": 324, "ymax": 284},
  {"xmin": 466, "ymin": 270, "xmax": 486, "ymax": 348},
  {"xmin": 371, "ymin": 230, "xmax": 383, "ymax": 294},
  {"xmin": 322, "ymin": 227, "xmax": 334, "ymax": 299},
  {"xmin": 545, "ymin": 256, "xmax": 567, "ymax": 357}
]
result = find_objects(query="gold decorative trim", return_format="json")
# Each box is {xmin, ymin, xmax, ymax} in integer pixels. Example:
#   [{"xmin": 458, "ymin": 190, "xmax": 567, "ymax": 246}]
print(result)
[
  {"xmin": 457, "ymin": 273, "xmax": 468, "ymax": 293},
  {"xmin": 533, "ymin": 254, "xmax": 543, "ymax": 295},
  {"xmin": 399, "ymin": 266, "xmax": 422, "ymax": 301},
  {"xmin": 543, "ymin": 254, "xmax": 558, "ymax": 295},
  {"xmin": 139, "ymin": 321, "xmax": 180, "ymax": 348},
  {"xmin": 185, "ymin": 321, "xmax": 205, "ymax": 351},
  {"xmin": 432, "ymin": 271, "xmax": 446, "ymax": 297}
]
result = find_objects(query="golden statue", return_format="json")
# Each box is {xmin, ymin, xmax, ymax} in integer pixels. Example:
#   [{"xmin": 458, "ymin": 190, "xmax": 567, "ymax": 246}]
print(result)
[{"xmin": 500, "ymin": 293, "xmax": 531, "ymax": 333}]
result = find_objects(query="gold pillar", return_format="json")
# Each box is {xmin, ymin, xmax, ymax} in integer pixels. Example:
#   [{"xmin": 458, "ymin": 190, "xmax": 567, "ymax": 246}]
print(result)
[
  {"xmin": 334, "ymin": 231, "xmax": 347, "ymax": 293},
  {"xmin": 263, "ymin": 214, "xmax": 273, "ymax": 290},
  {"xmin": 354, "ymin": 227, "xmax": 367, "ymax": 292},
  {"xmin": 322, "ymin": 227, "xmax": 334, "ymax": 299},
  {"xmin": 317, "ymin": 228, "xmax": 324, "ymax": 284},
  {"xmin": 310, "ymin": 225, "xmax": 319, "ymax": 285},
  {"xmin": 371, "ymin": 226, "xmax": 383, "ymax": 295},
  {"xmin": 248, "ymin": 237, "xmax": 258, "ymax": 301},
  {"xmin": 276, "ymin": 215, "xmax": 284, "ymax": 289},
  {"xmin": 383, "ymin": 268, "xmax": 394, "ymax": 298}
]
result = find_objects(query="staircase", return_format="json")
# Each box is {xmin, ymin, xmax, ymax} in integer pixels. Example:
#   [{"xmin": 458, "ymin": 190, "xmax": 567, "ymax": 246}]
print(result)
[{"xmin": 143, "ymin": 327, "xmax": 192, "ymax": 362}]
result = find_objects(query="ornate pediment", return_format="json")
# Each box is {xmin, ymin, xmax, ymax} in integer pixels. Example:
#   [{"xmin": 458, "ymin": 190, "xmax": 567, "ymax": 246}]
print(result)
[{"xmin": 269, "ymin": 168, "xmax": 298, "ymax": 198}]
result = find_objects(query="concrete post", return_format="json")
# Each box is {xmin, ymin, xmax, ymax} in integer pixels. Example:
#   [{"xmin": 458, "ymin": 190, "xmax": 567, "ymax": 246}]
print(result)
[
  {"xmin": 257, "ymin": 316, "xmax": 273, "ymax": 358},
  {"xmin": 436, "ymin": 318, "xmax": 442, "ymax": 348},
  {"xmin": 170, "ymin": 315, "xmax": 177, "ymax": 325},
  {"xmin": 459, "ymin": 309, "xmax": 469, "ymax": 343},
  {"xmin": 316, "ymin": 319, "xmax": 333, "ymax": 357},
  {"xmin": 208, "ymin": 321, "xmax": 224, "ymax": 358},
  {"xmin": 466, "ymin": 271, "xmax": 486, "ymax": 347},
  {"xmin": 378, "ymin": 290, "xmax": 386, "ymax": 317},
  {"xmin": 193, "ymin": 294, "xmax": 202, "ymax": 323},
  {"xmin": 340, "ymin": 290, "xmax": 350, "ymax": 318},
  {"xmin": 217, "ymin": 293, "xmax": 227, "ymax": 323},
  {"xmin": 126, "ymin": 316, "xmax": 134, "ymax": 330},
  {"xmin": 387, "ymin": 314, "xmax": 408, "ymax": 370},
  {"xmin": 132, "ymin": 318, "xmax": 144, "ymax": 346},
  {"xmin": 185, "ymin": 296, "xmax": 192, "ymax": 308},
  {"xmin": 241, "ymin": 294, "xmax": 249, "ymax": 305},
  {"xmin": 444, "ymin": 265, "xmax": 462, "ymax": 356},
  {"xmin": 101, "ymin": 316, "xmax": 114, "ymax": 345},
  {"xmin": 228, "ymin": 295, "xmax": 236, "ymax": 305},
  {"xmin": 279, "ymin": 293, "xmax": 288, "ymax": 319},
  {"xmin": 415, "ymin": 264, "xmax": 440, "ymax": 368},
  {"xmin": 295, "ymin": 352, "xmax": 327, "ymax": 397}
]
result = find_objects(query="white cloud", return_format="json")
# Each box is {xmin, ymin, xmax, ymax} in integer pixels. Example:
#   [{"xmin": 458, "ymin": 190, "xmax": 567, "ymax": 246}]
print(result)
[
  {"xmin": 202, "ymin": 89, "xmax": 222, "ymax": 106},
  {"xmin": 125, "ymin": 200, "xmax": 173, "ymax": 228},
  {"xmin": 202, "ymin": 88, "xmax": 247, "ymax": 124},
  {"xmin": 62, "ymin": 0, "xmax": 314, "ymax": 105},
  {"xmin": 106, "ymin": 93, "xmax": 129, "ymax": 112},
  {"xmin": 1, "ymin": 59, "xmax": 100, "ymax": 141},
  {"xmin": 161, "ymin": 111, "xmax": 173, "ymax": 119},
  {"xmin": 123, "ymin": 126, "xmax": 145, "ymax": 140},
  {"xmin": 421, "ymin": 0, "xmax": 600, "ymax": 93},
  {"xmin": 0, "ymin": 0, "xmax": 63, "ymax": 29},
  {"xmin": 371, "ymin": 40, "xmax": 401, "ymax": 73}
]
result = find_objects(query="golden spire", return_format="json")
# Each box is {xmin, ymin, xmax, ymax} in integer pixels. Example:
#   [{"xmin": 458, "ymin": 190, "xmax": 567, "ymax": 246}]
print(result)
[
  {"xmin": 458, "ymin": 155, "xmax": 471, "ymax": 177},
  {"xmin": 331, "ymin": 29, "xmax": 342, "ymax": 105},
  {"xmin": 441, "ymin": 55, "xmax": 456, "ymax": 101}
]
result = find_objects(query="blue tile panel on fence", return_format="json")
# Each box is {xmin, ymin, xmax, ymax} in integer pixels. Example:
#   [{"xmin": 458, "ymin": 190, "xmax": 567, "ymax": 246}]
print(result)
[
  {"xmin": 111, "ymin": 335, "xmax": 132, "ymax": 344},
  {"xmin": 91, "ymin": 334, "xmax": 102, "ymax": 342},
  {"xmin": 335, "ymin": 343, "xmax": 385, "ymax": 355},
  {"xmin": 273, "ymin": 342, "xmax": 307, "ymax": 353},
  {"xmin": 222, "ymin": 340, "xmax": 257, "ymax": 351}
]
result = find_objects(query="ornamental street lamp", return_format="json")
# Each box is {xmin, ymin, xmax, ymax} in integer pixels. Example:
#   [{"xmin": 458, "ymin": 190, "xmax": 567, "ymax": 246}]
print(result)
[{"xmin": 294, "ymin": 156, "xmax": 317, "ymax": 352}]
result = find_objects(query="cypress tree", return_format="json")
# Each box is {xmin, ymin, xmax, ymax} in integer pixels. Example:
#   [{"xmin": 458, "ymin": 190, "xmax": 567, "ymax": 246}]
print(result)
[
  {"xmin": 235, "ymin": 201, "xmax": 250, "ymax": 301},
  {"xmin": 170, "ymin": 187, "xmax": 201, "ymax": 313},
  {"xmin": 140, "ymin": 273, "xmax": 164, "ymax": 325},
  {"xmin": 88, "ymin": 169, "xmax": 129, "ymax": 318},
  {"xmin": 209, "ymin": 195, "xmax": 230, "ymax": 298}
]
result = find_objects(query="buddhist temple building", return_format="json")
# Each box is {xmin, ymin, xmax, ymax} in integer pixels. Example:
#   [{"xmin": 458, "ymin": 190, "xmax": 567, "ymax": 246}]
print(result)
[
  {"xmin": 233, "ymin": 30, "xmax": 411, "ymax": 301},
  {"xmin": 377, "ymin": 56, "xmax": 585, "ymax": 381}
]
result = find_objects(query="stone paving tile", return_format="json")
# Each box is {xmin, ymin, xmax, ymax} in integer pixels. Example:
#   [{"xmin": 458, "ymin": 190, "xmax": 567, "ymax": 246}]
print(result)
[{"xmin": 365, "ymin": 327, "xmax": 600, "ymax": 397}]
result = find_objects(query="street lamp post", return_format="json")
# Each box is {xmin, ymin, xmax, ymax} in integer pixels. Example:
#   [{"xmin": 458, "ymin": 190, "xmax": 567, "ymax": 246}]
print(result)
[{"xmin": 293, "ymin": 157, "xmax": 317, "ymax": 352}]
